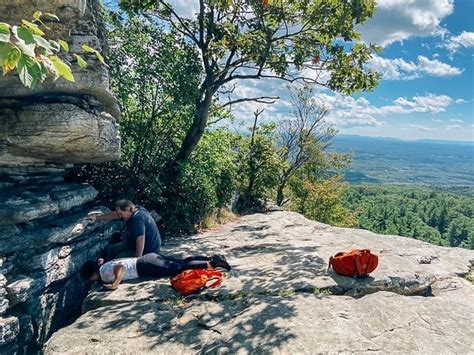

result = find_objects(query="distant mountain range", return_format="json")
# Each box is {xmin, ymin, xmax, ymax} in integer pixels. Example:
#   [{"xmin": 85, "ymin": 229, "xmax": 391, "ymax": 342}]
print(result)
[{"xmin": 332, "ymin": 135, "xmax": 474, "ymax": 186}]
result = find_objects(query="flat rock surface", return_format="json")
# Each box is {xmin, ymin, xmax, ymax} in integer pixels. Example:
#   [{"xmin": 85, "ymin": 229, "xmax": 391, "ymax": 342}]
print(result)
[{"xmin": 45, "ymin": 212, "xmax": 474, "ymax": 354}]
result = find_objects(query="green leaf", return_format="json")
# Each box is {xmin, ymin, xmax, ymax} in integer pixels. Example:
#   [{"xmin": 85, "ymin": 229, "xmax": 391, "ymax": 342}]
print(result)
[
  {"xmin": 40, "ymin": 55, "xmax": 59, "ymax": 80},
  {"xmin": 33, "ymin": 11, "xmax": 43, "ymax": 20},
  {"xmin": 0, "ymin": 42, "xmax": 13, "ymax": 64},
  {"xmin": 16, "ymin": 27, "xmax": 35, "ymax": 44},
  {"xmin": 33, "ymin": 35, "xmax": 53, "ymax": 52},
  {"xmin": 74, "ymin": 53, "xmax": 88, "ymax": 68},
  {"xmin": 2, "ymin": 45, "xmax": 21, "ymax": 74},
  {"xmin": 21, "ymin": 20, "xmax": 45, "ymax": 36},
  {"xmin": 81, "ymin": 44, "xmax": 96, "ymax": 53},
  {"xmin": 50, "ymin": 55, "xmax": 75, "ymax": 82},
  {"xmin": 58, "ymin": 39, "xmax": 69, "ymax": 52},
  {"xmin": 44, "ymin": 13, "xmax": 60, "ymax": 22},
  {"xmin": 0, "ymin": 22, "xmax": 10, "ymax": 43},
  {"xmin": 94, "ymin": 51, "xmax": 106, "ymax": 65},
  {"xmin": 81, "ymin": 44, "xmax": 106, "ymax": 65},
  {"xmin": 30, "ymin": 59, "xmax": 47, "ymax": 86},
  {"xmin": 49, "ymin": 40, "xmax": 60, "ymax": 52},
  {"xmin": 17, "ymin": 55, "xmax": 34, "ymax": 88},
  {"xmin": 35, "ymin": 18, "xmax": 51, "ymax": 30},
  {"xmin": 13, "ymin": 26, "xmax": 36, "ymax": 57}
]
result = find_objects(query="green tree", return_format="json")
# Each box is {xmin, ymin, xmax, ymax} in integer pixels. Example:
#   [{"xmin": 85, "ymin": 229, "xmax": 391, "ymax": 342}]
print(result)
[
  {"xmin": 288, "ymin": 174, "xmax": 357, "ymax": 227},
  {"xmin": 235, "ymin": 112, "xmax": 283, "ymax": 212},
  {"xmin": 119, "ymin": 0, "xmax": 380, "ymax": 169},
  {"xmin": 275, "ymin": 85, "xmax": 336, "ymax": 206},
  {"xmin": 342, "ymin": 185, "xmax": 473, "ymax": 249},
  {"xmin": 72, "ymin": 17, "xmax": 239, "ymax": 234}
]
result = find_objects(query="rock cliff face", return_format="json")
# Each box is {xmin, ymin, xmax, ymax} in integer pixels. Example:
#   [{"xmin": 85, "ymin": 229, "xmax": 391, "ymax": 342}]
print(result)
[
  {"xmin": 45, "ymin": 212, "xmax": 474, "ymax": 354},
  {"xmin": 0, "ymin": 1, "xmax": 120, "ymax": 353}
]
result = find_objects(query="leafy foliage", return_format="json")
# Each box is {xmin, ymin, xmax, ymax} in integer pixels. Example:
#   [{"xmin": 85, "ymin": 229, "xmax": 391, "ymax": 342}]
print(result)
[
  {"xmin": 276, "ymin": 85, "xmax": 336, "ymax": 206},
  {"xmin": 70, "ymin": 17, "xmax": 237, "ymax": 235},
  {"xmin": 0, "ymin": 12, "xmax": 102, "ymax": 88},
  {"xmin": 118, "ymin": 0, "xmax": 380, "ymax": 166},
  {"xmin": 235, "ymin": 122, "xmax": 284, "ymax": 212},
  {"xmin": 285, "ymin": 149, "xmax": 355, "ymax": 227},
  {"xmin": 162, "ymin": 129, "xmax": 239, "ymax": 234},
  {"xmin": 342, "ymin": 185, "xmax": 474, "ymax": 249},
  {"xmin": 288, "ymin": 174, "xmax": 358, "ymax": 227}
]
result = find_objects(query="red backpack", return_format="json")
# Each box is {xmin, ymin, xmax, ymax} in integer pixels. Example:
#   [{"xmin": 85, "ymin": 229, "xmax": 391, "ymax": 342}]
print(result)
[
  {"xmin": 328, "ymin": 249, "xmax": 378, "ymax": 277},
  {"xmin": 170, "ymin": 269, "xmax": 224, "ymax": 296}
]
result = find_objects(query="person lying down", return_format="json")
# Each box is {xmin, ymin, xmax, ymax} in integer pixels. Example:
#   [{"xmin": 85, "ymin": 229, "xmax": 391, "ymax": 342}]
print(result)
[{"xmin": 80, "ymin": 253, "xmax": 231, "ymax": 290}]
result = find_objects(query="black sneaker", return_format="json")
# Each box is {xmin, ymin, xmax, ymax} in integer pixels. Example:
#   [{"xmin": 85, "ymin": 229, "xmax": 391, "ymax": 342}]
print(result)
[{"xmin": 211, "ymin": 254, "xmax": 231, "ymax": 271}]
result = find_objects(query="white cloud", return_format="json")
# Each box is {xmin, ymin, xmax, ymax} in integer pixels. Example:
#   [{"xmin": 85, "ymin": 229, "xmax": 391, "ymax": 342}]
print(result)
[
  {"xmin": 407, "ymin": 124, "xmax": 436, "ymax": 131},
  {"xmin": 312, "ymin": 92, "xmax": 454, "ymax": 128},
  {"xmin": 449, "ymin": 119, "xmax": 463, "ymax": 123},
  {"xmin": 358, "ymin": 0, "xmax": 454, "ymax": 47},
  {"xmin": 220, "ymin": 75, "xmax": 458, "ymax": 130},
  {"xmin": 367, "ymin": 54, "xmax": 463, "ymax": 80},
  {"xmin": 432, "ymin": 118, "xmax": 443, "ymax": 122},
  {"xmin": 455, "ymin": 99, "xmax": 468, "ymax": 104},
  {"xmin": 446, "ymin": 31, "xmax": 474, "ymax": 53},
  {"xmin": 446, "ymin": 124, "xmax": 463, "ymax": 130},
  {"xmin": 172, "ymin": 0, "xmax": 199, "ymax": 18},
  {"xmin": 416, "ymin": 56, "xmax": 463, "ymax": 76}
]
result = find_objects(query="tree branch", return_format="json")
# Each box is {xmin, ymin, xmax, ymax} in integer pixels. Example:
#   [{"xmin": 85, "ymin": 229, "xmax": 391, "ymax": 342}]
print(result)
[
  {"xmin": 220, "ymin": 95, "xmax": 279, "ymax": 109},
  {"xmin": 157, "ymin": 1, "xmax": 200, "ymax": 45}
]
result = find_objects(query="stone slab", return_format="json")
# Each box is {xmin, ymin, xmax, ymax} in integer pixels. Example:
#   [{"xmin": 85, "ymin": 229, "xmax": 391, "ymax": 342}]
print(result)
[
  {"xmin": 0, "ymin": 103, "xmax": 120, "ymax": 167},
  {"xmin": 0, "ymin": 0, "xmax": 87, "ymax": 23},
  {"xmin": 84, "ymin": 212, "xmax": 474, "ymax": 311},
  {"xmin": 43, "ymin": 211, "xmax": 474, "ymax": 354},
  {"xmin": 0, "ymin": 183, "xmax": 97, "ymax": 226},
  {"xmin": 0, "ymin": 207, "xmax": 110, "ymax": 255},
  {"xmin": 45, "ymin": 290, "xmax": 474, "ymax": 354}
]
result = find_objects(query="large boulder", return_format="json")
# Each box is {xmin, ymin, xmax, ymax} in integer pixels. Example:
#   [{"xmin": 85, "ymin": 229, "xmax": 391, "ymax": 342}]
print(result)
[
  {"xmin": 0, "ymin": 0, "xmax": 120, "ymax": 169},
  {"xmin": 45, "ymin": 211, "xmax": 474, "ymax": 354},
  {"xmin": 0, "ymin": 103, "xmax": 120, "ymax": 165}
]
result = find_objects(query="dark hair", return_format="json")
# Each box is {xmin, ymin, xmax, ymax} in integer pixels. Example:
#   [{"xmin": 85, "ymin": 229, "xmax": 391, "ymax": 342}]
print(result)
[
  {"xmin": 114, "ymin": 199, "xmax": 135, "ymax": 211},
  {"xmin": 80, "ymin": 260, "xmax": 100, "ymax": 279}
]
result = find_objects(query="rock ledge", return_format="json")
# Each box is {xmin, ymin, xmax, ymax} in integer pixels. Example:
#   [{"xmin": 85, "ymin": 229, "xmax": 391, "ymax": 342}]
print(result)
[{"xmin": 45, "ymin": 212, "xmax": 474, "ymax": 354}]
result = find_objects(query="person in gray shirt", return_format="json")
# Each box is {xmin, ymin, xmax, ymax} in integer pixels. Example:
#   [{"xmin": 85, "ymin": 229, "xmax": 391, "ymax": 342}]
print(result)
[{"xmin": 86, "ymin": 199, "xmax": 161, "ymax": 259}]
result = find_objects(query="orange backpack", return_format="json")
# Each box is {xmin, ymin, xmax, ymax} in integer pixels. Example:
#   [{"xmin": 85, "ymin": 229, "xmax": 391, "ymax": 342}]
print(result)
[
  {"xmin": 170, "ymin": 269, "xmax": 224, "ymax": 296},
  {"xmin": 328, "ymin": 249, "xmax": 378, "ymax": 277}
]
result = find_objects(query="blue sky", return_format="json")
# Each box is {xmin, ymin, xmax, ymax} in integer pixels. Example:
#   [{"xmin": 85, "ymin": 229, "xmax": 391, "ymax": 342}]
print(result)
[
  {"xmin": 345, "ymin": 0, "xmax": 474, "ymax": 141},
  {"xmin": 109, "ymin": 0, "xmax": 473, "ymax": 142},
  {"xmin": 226, "ymin": 0, "xmax": 474, "ymax": 142}
]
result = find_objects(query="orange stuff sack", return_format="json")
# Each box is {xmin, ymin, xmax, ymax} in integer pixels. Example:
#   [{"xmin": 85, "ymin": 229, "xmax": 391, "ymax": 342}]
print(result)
[
  {"xmin": 328, "ymin": 249, "xmax": 378, "ymax": 277},
  {"xmin": 170, "ymin": 269, "xmax": 224, "ymax": 296}
]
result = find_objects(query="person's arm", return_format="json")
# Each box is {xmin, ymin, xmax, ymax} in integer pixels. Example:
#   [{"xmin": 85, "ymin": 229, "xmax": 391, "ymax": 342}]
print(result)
[
  {"xmin": 135, "ymin": 235, "xmax": 145, "ymax": 257},
  {"xmin": 85, "ymin": 211, "xmax": 120, "ymax": 223},
  {"xmin": 103, "ymin": 265, "xmax": 125, "ymax": 291}
]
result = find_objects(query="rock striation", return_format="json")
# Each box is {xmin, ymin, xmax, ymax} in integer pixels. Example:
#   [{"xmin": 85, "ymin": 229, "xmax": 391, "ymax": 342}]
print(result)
[
  {"xmin": 0, "ymin": 1, "xmax": 120, "ymax": 353},
  {"xmin": 45, "ymin": 212, "xmax": 474, "ymax": 354}
]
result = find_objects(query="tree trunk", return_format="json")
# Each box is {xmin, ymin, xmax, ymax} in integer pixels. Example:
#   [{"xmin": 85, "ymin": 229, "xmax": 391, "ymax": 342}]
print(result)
[
  {"xmin": 276, "ymin": 182, "xmax": 285, "ymax": 206},
  {"xmin": 175, "ymin": 90, "xmax": 213, "ymax": 164}
]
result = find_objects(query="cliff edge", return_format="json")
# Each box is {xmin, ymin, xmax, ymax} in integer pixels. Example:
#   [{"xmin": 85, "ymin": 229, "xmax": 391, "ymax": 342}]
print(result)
[{"xmin": 44, "ymin": 211, "xmax": 474, "ymax": 354}]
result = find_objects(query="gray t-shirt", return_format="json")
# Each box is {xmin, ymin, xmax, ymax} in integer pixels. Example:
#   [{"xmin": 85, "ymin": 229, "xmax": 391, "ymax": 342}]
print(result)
[{"xmin": 126, "ymin": 206, "xmax": 161, "ymax": 254}]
